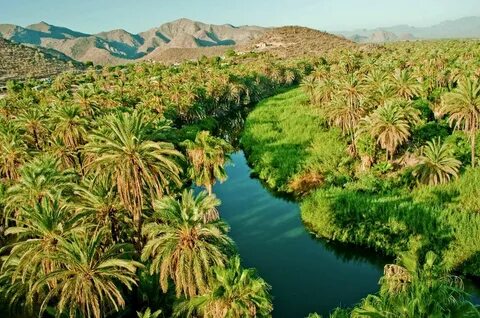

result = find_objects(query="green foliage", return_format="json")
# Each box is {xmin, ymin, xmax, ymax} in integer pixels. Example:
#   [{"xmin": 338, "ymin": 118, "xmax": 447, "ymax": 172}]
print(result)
[
  {"xmin": 242, "ymin": 88, "xmax": 350, "ymax": 194},
  {"xmin": 174, "ymin": 255, "xmax": 272, "ymax": 318},
  {"xmin": 302, "ymin": 167, "xmax": 480, "ymax": 276},
  {"xmin": 413, "ymin": 137, "xmax": 461, "ymax": 185},
  {"xmin": 137, "ymin": 308, "xmax": 163, "ymax": 318},
  {"xmin": 0, "ymin": 53, "xmax": 294, "ymax": 316},
  {"xmin": 182, "ymin": 130, "xmax": 233, "ymax": 195},
  {"xmin": 141, "ymin": 190, "xmax": 234, "ymax": 297},
  {"xmin": 350, "ymin": 252, "xmax": 480, "ymax": 317}
]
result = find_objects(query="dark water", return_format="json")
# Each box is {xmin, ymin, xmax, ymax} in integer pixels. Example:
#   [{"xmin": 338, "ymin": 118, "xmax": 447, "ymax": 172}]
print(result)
[{"xmin": 214, "ymin": 152, "xmax": 389, "ymax": 318}]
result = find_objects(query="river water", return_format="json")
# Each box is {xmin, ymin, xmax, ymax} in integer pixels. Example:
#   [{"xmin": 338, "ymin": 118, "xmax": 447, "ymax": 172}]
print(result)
[{"xmin": 214, "ymin": 151, "xmax": 390, "ymax": 317}]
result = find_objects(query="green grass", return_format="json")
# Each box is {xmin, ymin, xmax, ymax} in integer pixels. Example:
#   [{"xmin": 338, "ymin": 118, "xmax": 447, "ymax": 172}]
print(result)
[
  {"xmin": 301, "ymin": 166, "xmax": 480, "ymax": 276},
  {"xmin": 241, "ymin": 87, "xmax": 350, "ymax": 194},
  {"xmin": 243, "ymin": 87, "xmax": 480, "ymax": 277}
]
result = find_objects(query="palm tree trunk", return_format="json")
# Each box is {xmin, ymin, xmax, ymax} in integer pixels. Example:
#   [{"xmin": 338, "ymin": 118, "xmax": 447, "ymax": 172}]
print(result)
[
  {"xmin": 109, "ymin": 209, "xmax": 119, "ymax": 243},
  {"xmin": 33, "ymin": 129, "xmax": 40, "ymax": 149},
  {"xmin": 206, "ymin": 183, "xmax": 213, "ymax": 196},
  {"xmin": 76, "ymin": 151, "xmax": 85, "ymax": 176},
  {"xmin": 133, "ymin": 209, "xmax": 143, "ymax": 252},
  {"xmin": 471, "ymin": 132, "xmax": 476, "ymax": 168}
]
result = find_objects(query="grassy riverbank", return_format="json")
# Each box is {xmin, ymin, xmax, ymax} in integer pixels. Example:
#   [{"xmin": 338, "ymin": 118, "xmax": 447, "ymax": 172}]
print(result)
[
  {"xmin": 242, "ymin": 88, "xmax": 350, "ymax": 195},
  {"xmin": 242, "ymin": 86, "xmax": 480, "ymax": 277}
]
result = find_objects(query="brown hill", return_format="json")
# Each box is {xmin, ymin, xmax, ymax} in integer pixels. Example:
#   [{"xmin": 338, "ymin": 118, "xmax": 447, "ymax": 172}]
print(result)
[
  {"xmin": 0, "ymin": 38, "xmax": 81, "ymax": 85},
  {"xmin": 245, "ymin": 26, "xmax": 356, "ymax": 57},
  {"xmin": 0, "ymin": 19, "xmax": 265, "ymax": 65},
  {"xmin": 142, "ymin": 46, "xmax": 233, "ymax": 64}
]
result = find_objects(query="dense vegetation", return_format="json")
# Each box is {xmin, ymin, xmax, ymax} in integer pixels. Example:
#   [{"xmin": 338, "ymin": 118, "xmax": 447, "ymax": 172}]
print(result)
[
  {"xmin": 3, "ymin": 35, "xmax": 480, "ymax": 317},
  {"xmin": 0, "ymin": 52, "xmax": 308, "ymax": 317},
  {"xmin": 242, "ymin": 40, "xmax": 480, "ymax": 316}
]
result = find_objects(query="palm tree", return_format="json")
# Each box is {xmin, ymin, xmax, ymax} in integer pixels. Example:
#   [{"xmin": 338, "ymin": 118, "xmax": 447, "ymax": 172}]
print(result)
[
  {"xmin": 360, "ymin": 100, "xmax": 420, "ymax": 161},
  {"xmin": 5, "ymin": 155, "xmax": 75, "ymax": 211},
  {"xmin": 84, "ymin": 111, "xmax": 183, "ymax": 250},
  {"xmin": 441, "ymin": 77, "xmax": 480, "ymax": 167},
  {"xmin": 182, "ymin": 131, "xmax": 232, "ymax": 195},
  {"xmin": 0, "ymin": 134, "xmax": 29, "ymax": 180},
  {"xmin": 74, "ymin": 177, "xmax": 125, "ymax": 243},
  {"xmin": 141, "ymin": 190, "xmax": 233, "ymax": 297},
  {"xmin": 325, "ymin": 95, "xmax": 366, "ymax": 154},
  {"xmin": 15, "ymin": 107, "xmax": 48, "ymax": 150},
  {"xmin": 413, "ymin": 138, "xmax": 461, "ymax": 185},
  {"xmin": 390, "ymin": 69, "xmax": 422, "ymax": 100},
  {"xmin": 315, "ymin": 78, "xmax": 337, "ymax": 104},
  {"xmin": 301, "ymin": 76, "xmax": 317, "ymax": 102},
  {"xmin": 137, "ymin": 308, "xmax": 162, "ymax": 318},
  {"xmin": 74, "ymin": 83, "xmax": 99, "ymax": 116},
  {"xmin": 2, "ymin": 198, "xmax": 81, "ymax": 289},
  {"xmin": 352, "ymin": 252, "xmax": 480, "ymax": 317},
  {"xmin": 32, "ymin": 229, "xmax": 142, "ymax": 318},
  {"xmin": 175, "ymin": 255, "xmax": 272, "ymax": 318},
  {"xmin": 51, "ymin": 104, "xmax": 89, "ymax": 151},
  {"xmin": 50, "ymin": 104, "xmax": 89, "ymax": 173}
]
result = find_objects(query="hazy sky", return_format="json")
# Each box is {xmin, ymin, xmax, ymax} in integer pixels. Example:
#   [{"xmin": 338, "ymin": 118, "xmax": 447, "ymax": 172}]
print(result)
[{"xmin": 1, "ymin": 0, "xmax": 479, "ymax": 34}]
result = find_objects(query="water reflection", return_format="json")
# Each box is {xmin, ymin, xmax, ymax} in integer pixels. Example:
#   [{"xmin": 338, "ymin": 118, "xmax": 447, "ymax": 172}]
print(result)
[{"xmin": 215, "ymin": 151, "xmax": 386, "ymax": 317}]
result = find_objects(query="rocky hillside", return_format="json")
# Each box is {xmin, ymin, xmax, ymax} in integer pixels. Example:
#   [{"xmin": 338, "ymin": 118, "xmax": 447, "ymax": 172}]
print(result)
[
  {"xmin": 0, "ymin": 19, "xmax": 265, "ymax": 65},
  {"xmin": 245, "ymin": 26, "xmax": 355, "ymax": 58},
  {"xmin": 142, "ymin": 46, "xmax": 234, "ymax": 64},
  {"xmin": 0, "ymin": 37, "xmax": 81, "ymax": 84}
]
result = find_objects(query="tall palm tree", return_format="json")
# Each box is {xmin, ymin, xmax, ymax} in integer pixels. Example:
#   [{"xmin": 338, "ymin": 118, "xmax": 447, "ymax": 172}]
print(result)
[
  {"xmin": 301, "ymin": 76, "xmax": 317, "ymax": 103},
  {"xmin": 84, "ymin": 111, "xmax": 183, "ymax": 250},
  {"xmin": 352, "ymin": 252, "xmax": 480, "ymax": 317},
  {"xmin": 325, "ymin": 96, "xmax": 366, "ymax": 154},
  {"xmin": 390, "ymin": 69, "xmax": 422, "ymax": 100},
  {"xmin": 50, "ymin": 104, "xmax": 90, "ymax": 174},
  {"xmin": 32, "ymin": 229, "xmax": 141, "ymax": 318},
  {"xmin": 441, "ymin": 77, "xmax": 480, "ymax": 167},
  {"xmin": 74, "ymin": 83, "xmax": 99, "ymax": 116},
  {"xmin": 74, "ymin": 177, "xmax": 125, "ymax": 243},
  {"xmin": 5, "ymin": 155, "xmax": 75, "ymax": 212},
  {"xmin": 360, "ymin": 100, "xmax": 420, "ymax": 161},
  {"xmin": 182, "ymin": 131, "xmax": 232, "ymax": 195},
  {"xmin": 2, "ymin": 198, "xmax": 81, "ymax": 289},
  {"xmin": 175, "ymin": 255, "xmax": 272, "ymax": 318},
  {"xmin": 141, "ymin": 190, "xmax": 233, "ymax": 297},
  {"xmin": 15, "ymin": 107, "xmax": 48, "ymax": 150},
  {"xmin": 315, "ymin": 77, "xmax": 338, "ymax": 104},
  {"xmin": 413, "ymin": 138, "xmax": 461, "ymax": 185},
  {"xmin": 0, "ymin": 134, "xmax": 29, "ymax": 181},
  {"xmin": 51, "ymin": 104, "xmax": 89, "ymax": 152}
]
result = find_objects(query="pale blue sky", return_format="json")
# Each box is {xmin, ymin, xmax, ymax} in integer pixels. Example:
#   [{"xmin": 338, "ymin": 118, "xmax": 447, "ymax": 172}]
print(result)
[{"xmin": 1, "ymin": 0, "xmax": 479, "ymax": 34}]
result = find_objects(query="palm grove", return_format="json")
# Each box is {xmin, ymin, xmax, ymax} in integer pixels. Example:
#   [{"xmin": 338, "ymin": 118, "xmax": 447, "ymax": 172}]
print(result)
[
  {"xmin": 1, "ymin": 36, "xmax": 480, "ymax": 318},
  {"xmin": 0, "ymin": 53, "xmax": 304, "ymax": 317},
  {"xmin": 242, "ymin": 39, "xmax": 480, "ymax": 317}
]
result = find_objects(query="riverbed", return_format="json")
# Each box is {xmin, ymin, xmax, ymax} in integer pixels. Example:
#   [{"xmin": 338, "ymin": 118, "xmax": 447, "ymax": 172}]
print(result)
[{"xmin": 214, "ymin": 151, "xmax": 390, "ymax": 317}]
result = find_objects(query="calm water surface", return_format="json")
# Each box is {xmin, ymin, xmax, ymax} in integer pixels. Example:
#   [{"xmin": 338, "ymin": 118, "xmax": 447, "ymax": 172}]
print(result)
[{"xmin": 214, "ymin": 151, "xmax": 388, "ymax": 318}]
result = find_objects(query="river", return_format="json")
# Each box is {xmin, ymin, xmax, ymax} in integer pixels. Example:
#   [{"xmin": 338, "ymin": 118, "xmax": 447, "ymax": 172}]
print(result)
[{"xmin": 214, "ymin": 151, "xmax": 390, "ymax": 317}]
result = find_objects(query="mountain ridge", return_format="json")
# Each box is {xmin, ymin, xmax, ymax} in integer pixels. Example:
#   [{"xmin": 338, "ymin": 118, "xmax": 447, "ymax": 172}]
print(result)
[
  {"xmin": 0, "ymin": 18, "xmax": 265, "ymax": 65},
  {"xmin": 337, "ymin": 16, "xmax": 480, "ymax": 43}
]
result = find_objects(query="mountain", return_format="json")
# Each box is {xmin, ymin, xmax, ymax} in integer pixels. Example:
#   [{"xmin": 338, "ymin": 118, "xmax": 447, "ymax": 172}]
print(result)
[
  {"xmin": 0, "ymin": 37, "xmax": 82, "ymax": 85},
  {"xmin": 245, "ymin": 26, "xmax": 355, "ymax": 58},
  {"xmin": 0, "ymin": 18, "xmax": 265, "ymax": 65},
  {"xmin": 338, "ymin": 16, "xmax": 480, "ymax": 43}
]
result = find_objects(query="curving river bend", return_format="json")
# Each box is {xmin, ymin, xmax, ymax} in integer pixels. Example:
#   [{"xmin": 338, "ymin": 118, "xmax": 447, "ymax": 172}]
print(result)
[{"xmin": 214, "ymin": 151, "xmax": 389, "ymax": 317}]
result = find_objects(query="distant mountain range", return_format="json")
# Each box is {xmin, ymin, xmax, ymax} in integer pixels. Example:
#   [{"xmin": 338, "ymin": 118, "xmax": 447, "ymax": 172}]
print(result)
[
  {"xmin": 1, "ymin": 16, "xmax": 479, "ymax": 66},
  {"xmin": 0, "ymin": 18, "xmax": 265, "ymax": 65},
  {"xmin": 337, "ymin": 16, "xmax": 480, "ymax": 43}
]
